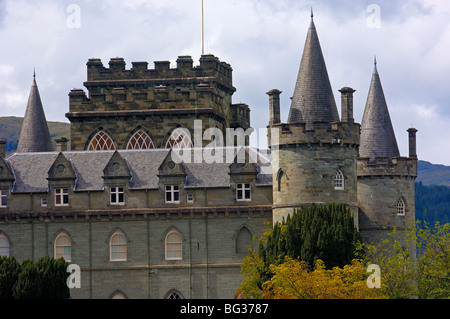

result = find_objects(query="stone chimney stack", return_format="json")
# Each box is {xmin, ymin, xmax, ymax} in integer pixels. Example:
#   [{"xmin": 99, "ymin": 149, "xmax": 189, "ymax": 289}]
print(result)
[
  {"xmin": 267, "ymin": 89, "xmax": 282, "ymax": 125},
  {"xmin": 0, "ymin": 140, "xmax": 6, "ymax": 158},
  {"xmin": 339, "ymin": 87, "xmax": 355, "ymax": 123},
  {"xmin": 407, "ymin": 128, "xmax": 418, "ymax": 158},
  {"xmin": 55, "ymin": 137, "xmax": 69, "ymax": 152}
]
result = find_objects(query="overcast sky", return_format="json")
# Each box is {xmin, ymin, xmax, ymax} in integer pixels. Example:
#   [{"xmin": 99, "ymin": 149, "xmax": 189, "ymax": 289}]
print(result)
[{"xmin": 0, "ymin": 0, "xmax": 449, "ymax": 165}]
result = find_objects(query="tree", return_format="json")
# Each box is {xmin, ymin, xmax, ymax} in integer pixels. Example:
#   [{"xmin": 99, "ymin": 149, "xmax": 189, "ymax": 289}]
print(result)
[
  {"xmin": 238, "ymin": 203, "xmax": 362, "ymax": 298},
  {"xmin": 261, "ymin": 257, "xmax": 385, "ymax": 299},
  {"xmin": 0, "ymin": 256, "xmax": 70, "ymax": 299},
  {"xmin": 0, "ymin": 256, "xmax": 20, "ymax": 299}
]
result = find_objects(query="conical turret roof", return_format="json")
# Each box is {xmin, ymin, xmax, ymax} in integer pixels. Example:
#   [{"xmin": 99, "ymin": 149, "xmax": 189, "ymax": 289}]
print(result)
[
  {"xmin": 360, "ymin": 60, "xmax": 399, "ymax": 159},
  {"xmin": 288, "ymin": 15, "xmax": 339, "ymax": 124},
  {"xmin": 17, "ymin": 72, "xmax": 54, "ymax": 153}
]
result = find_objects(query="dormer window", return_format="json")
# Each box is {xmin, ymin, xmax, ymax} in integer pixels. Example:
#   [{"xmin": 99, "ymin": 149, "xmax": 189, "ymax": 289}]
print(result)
[
  {"xmin": 165, "ymin": 185, "xmax": 180, "ymax": 204},
  {"xmin": 55, "ymin": 188, "xmax": 69, "ymax": 206},
  {"xmin": 236, "ymin": 183, "xmax": 251, "ymax": 201},
  {"xmin": 110, "ymin": 187, "xmax": 125, "ymax": 205}
]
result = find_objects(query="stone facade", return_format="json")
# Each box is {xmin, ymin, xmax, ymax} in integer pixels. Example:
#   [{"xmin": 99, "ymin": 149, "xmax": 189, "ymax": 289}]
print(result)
[{"xmin": 0, "ymin": 15, "xmax": 418, "ymax": 299}]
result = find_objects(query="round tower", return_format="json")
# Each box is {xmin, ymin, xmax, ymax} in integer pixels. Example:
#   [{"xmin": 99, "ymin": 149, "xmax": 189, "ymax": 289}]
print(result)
[
  {"xmin": 268, "ymin": 16, "xmax": 360, "ymax": 225},
  {"xmin": 357, "ymin": 60, "xmax": 417, "ymax": 246}
]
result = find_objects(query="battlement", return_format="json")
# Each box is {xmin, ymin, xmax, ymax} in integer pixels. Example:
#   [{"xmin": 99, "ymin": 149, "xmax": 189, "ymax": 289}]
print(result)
[
  {"xmin": 86, "ymin": 54, "xmax": 233, "ymax": 90},
  {"xmin": 268, "ymin": 121, "xmax": 360, "ymax": 149},
  {"xmin": 357, "ymin": 156, "xmax": 418, "ymax": 178}
]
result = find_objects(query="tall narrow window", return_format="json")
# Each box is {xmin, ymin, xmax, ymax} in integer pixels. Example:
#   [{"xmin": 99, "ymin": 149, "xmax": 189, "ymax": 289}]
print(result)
[
  {"xmin": 334, "ymin": 169, "xmax": 344, "ymax": 190},
  {"xmin": 397, "ymin": 198, "xmax": 406, "ymax": 216},
  {"xmin": 165, "ymin": 128, "xmax": 192, "ymax": 149},
  {"xmin": 165, "ymin": 229, "xmax": 182, "ymax": 260},
  {"xmin": 236, "ymin": 227, "xmax": 252, "ymax": 254},
  {"xmin": 127, "ymin": 129, "xmax": 155, "ymax": 150},
  {"xmin": 54, "ymin": 232, "xmax": 71, "ymax": 262},
  {"xmin": 88, "ymin": 131, "xmax": 116, "ymax": 151},
  {"xmin": 110, "ymin": 187, "xmax": 125, "ymax": 205},
  {"xmin": 0, "ymin": 190, "xmax": 7, "ymax": 208},
  {"xmin": 236, "ymin": 183, "xmax": 251, "ymax": 201},
  {"xmin": 0, "ymin": 233, "xmax": 9, "ymax": 257},
  {"xmin": 55, "ymin": 188, "xmax": 69, "ymax": 206},
  {"xmin": 110, "ymin": 230, "xmax": 127, "ymax": 261},
  {"xmin": 166, "ymin": 290, "xmax": 183, "ymax": 299},
  {"xmin": 165, "ymin": 185, "xmax": 180, "ymax": 204}
]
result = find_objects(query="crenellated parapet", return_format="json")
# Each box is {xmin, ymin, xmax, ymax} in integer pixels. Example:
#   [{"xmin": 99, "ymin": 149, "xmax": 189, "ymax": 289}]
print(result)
[
  {"xmin": 268, "ymin": 121, "xmax": 360, "ymax": 149},
  {"xmin": 357, "ymin": 156, "xmax": 417, "ymax": 178},
  {"xmin": 85, "ymin": 54, "xmax": 234, "ymax": 91}
]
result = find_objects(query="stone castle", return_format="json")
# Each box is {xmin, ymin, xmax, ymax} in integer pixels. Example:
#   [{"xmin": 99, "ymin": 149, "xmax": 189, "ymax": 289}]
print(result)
[{"xmin": 0, "ymin": 15, "xmax": 417, "ymax": 299}]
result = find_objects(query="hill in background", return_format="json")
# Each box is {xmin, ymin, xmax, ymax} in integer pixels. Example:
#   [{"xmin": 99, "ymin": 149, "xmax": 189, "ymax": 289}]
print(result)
[
  {"xmin": 0, "ymin": 116, "xmax": 70, "ymax": 154},
  {"xmin": 416, "ymin": 160, "xmax": 450, "ymax": 187}
]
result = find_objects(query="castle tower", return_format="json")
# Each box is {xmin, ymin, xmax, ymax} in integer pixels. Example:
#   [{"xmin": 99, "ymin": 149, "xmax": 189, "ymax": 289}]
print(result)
[
  {"xmin": 357, "ymin": 60, "xmax": 417, "ymax": 244},
  {"xmin": 17, "ymin": 72, "xmax": 54, "ymax": 153},
  {"xmin": 268, "ymin": 15, "xmax": 360, "ymax": 225},
  {"xmin": 66, "ymin": 54, "xmax": 251, "ymax": 151}
]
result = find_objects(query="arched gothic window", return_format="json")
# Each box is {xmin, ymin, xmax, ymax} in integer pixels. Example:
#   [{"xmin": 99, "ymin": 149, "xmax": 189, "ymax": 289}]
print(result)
[
  {"xmin": 54, "ymin": 232, "xmax": 71, "ymax": 262},
  {"xmin": 127, "ymin": 129, "xmax": 155, "ymax": 150},
  {"xmin": 110, "ymin": 230, "xmax": 127, "ymax": 261},
  {"xmin": 165, "ymin": 229, "xmax": 182, "ymax": 260},
  {"xmin": 88, "ymin": 131, "xmax": 116, "ymax": 151},
  {"xmin": 165, "ymin": 128, "xmax": 192, "ymax": 149},
  {"xmin": 166, "ymin": 289, "xmax": 183, "ymax": 299},
  {"xmin": 236, "ymin": 227, "xmax": 252, "ymax": 254},
  {"xmin": 0, "ymin": 233, "xmax": 9, "ymax": 257},
  {"xmin": 334, "ymin": 169, "xmax": 344, "ymax": 190},
  {"xmin": 397, "ymin": 198, "xmax": 406, "ymax": 216}
]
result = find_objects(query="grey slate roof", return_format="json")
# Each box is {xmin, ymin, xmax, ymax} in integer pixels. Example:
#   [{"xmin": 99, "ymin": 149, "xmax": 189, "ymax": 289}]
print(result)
[
  {"xmin": 288, "ymin": 17, "xmax": 340, "ymax": 124},
  {"xmin": 16, "ymin": 75, "xmax": 54, "ymax": 153},
  {"xmin": 6, "ymin": 148, "xmax": 272, "ymax": 193},
  {"xmin": 360, "ymin": 62, "xmax": 400, "ymax": 159}
]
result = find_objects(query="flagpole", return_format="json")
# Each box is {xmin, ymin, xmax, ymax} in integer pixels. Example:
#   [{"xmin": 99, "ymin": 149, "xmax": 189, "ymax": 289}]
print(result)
[{"xmin": 202, "ymin": 0, "xmax": 205, "ymax": 55}]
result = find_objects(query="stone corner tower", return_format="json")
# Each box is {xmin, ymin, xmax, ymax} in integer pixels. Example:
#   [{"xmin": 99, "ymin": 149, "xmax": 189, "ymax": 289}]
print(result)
[
  {"xmin": 17, "ymin": 71, "xmax": 54, "ymax": 153},
  {"xmin": 268, "ymin": 15, "xmax": 360, "ymax": 226},
  {"xmin": 357, "ymin": 59, "xmax": 418, "ymax": 245}
]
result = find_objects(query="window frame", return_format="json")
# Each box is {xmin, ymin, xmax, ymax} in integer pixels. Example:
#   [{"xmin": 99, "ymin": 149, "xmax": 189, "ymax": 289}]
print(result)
[
  {"xmin": 55, "ymin": 188, "xmax": 69, "ymax": 207},
  {"xmin": 0, "ymin": 190, "xmax": 7, "ymax": 208},
  {"xmin": 236, "ymin": 183, "xmax": 251, "ymax": 202},
  {"xmin": 110, "ymin": 186, "xmax": 125, "ymax": 205},
  {"xmin": 110, "ymin": 230, "xmax": 127, "ymax": 262},
  {"xmin": 165, "ymin": 185, "xmax": 180, "ymax": 204},
  {"xmin": 334, "ymin": 169, "xmax": 345, "ymax": 190},
  {"xmin": 186, "ymin": 193, "xmax": 194, "ymax": 203},
  {"xmin": 88, "ymin": 131, "xmax": 116, "ymax": 151},
  {"xmin": 126, "ymin": 129, "xmax": 155, "ymax": 150},
  {"xmin": 165, "ymin": 229, "xmax": 182, "ymax": 261},
  {"xmin": 54, "ymin": 232, "xmax": 71, "ymax": 262},
  {"xmin": 396, "ymin": 198, "xmax": 406, "ymax": 216}
]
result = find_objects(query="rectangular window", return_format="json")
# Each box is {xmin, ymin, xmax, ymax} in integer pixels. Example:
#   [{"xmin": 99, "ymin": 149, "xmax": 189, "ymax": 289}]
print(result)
[
  {"xmin": 41, "ymin": 197, "xmax": 48, "ymax": 207},
  {"xmin": 0, "ymin": 190, "xmax": 7, "ymax": 208},
  {"xmin": 110, "ymin": 187, "xmax": 125, "ymax": 205},
  {"xmin": 165, "ymin": 185, "xmax": 180, "ymax": 204},
  {"xmin": 55, "ymin": 188, "xmax": 69, "ymax": 206},
  {"xmin": 236, "ymin": 183, "xmax": 251, "ymax": 201},
  {"xmin": 186, "ymin": 193, "xmax": 194, "ymax": 203}
]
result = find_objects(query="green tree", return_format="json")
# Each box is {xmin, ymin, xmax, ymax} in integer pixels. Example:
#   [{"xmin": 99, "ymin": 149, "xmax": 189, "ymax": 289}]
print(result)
[
  {"xmin": 0, "ymin": 256, "xmax": 20, "ymax": 299},
  {"xmin": 11, "ymin": 257, "xmax": 70, "ymax": 299}
]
